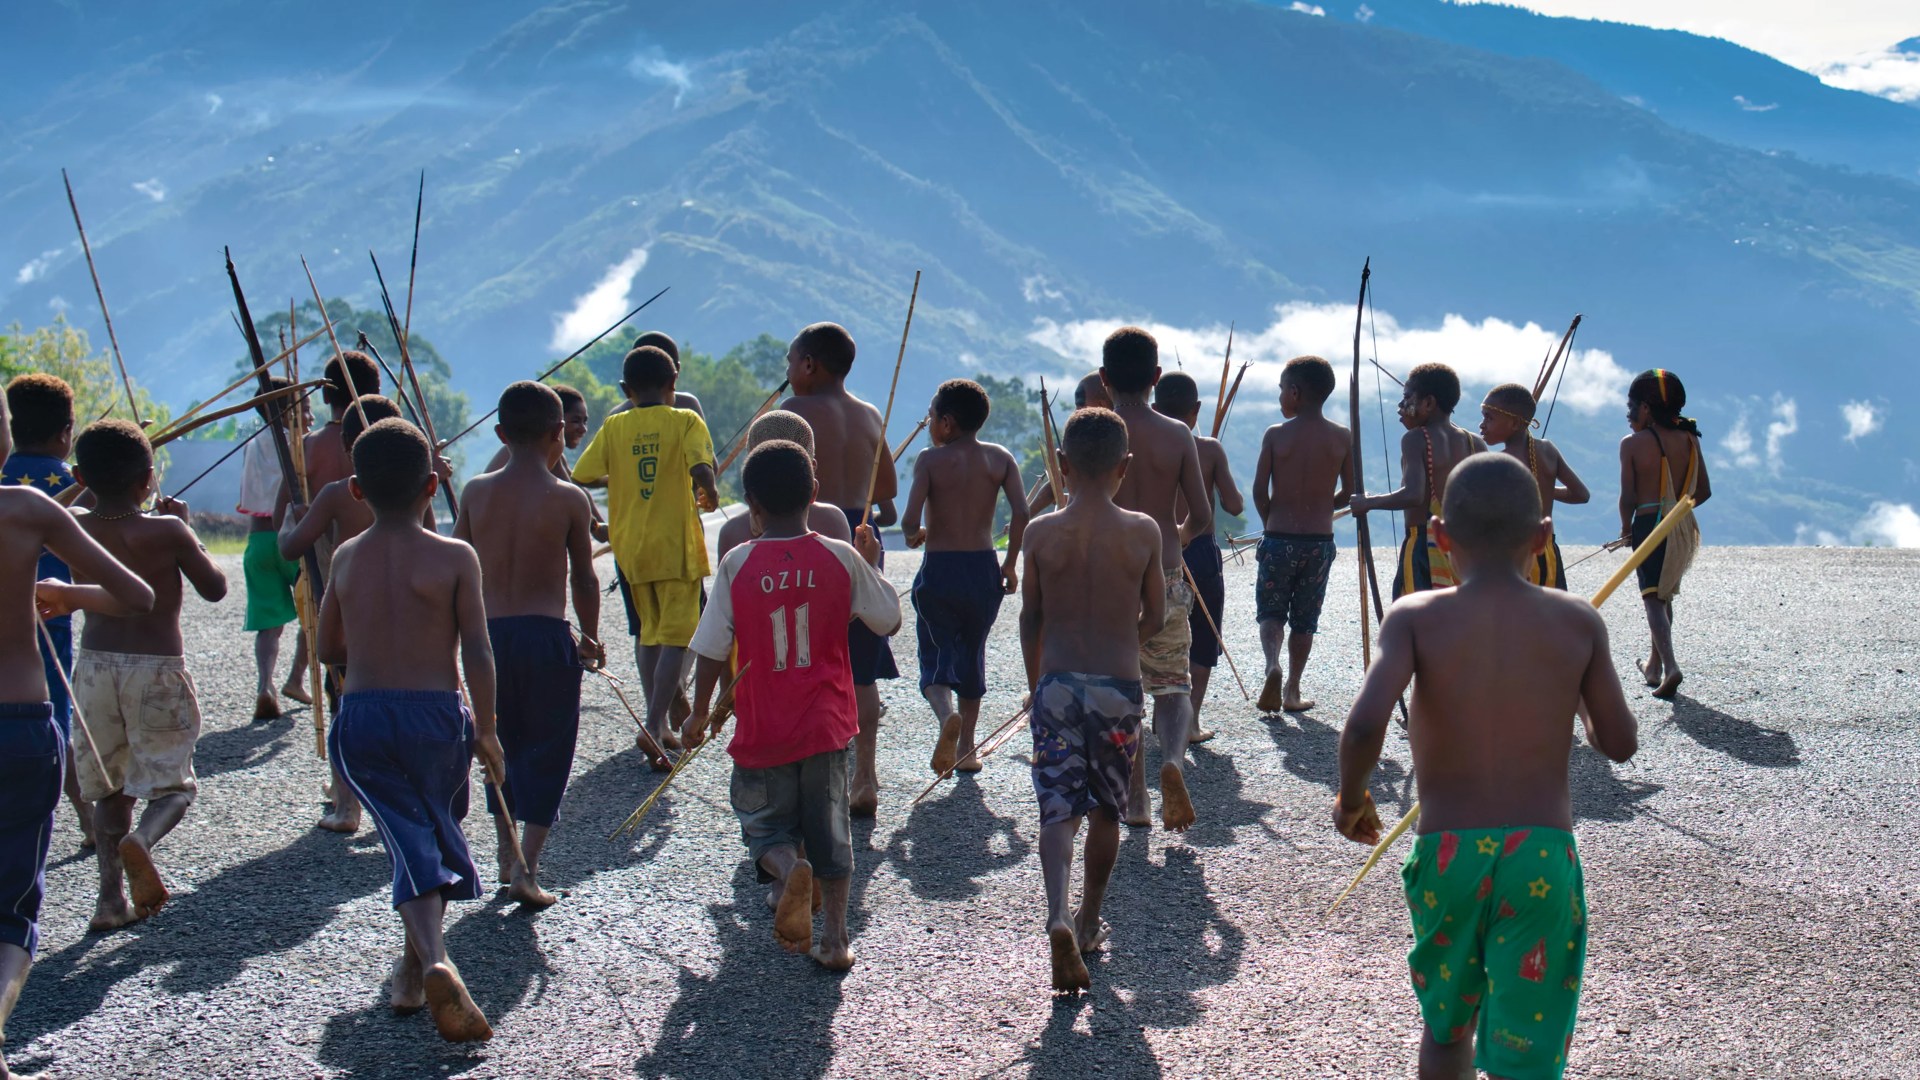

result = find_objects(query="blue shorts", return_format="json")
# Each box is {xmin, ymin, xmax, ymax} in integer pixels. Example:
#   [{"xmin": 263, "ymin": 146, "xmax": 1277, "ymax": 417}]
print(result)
[
  {"xmin": 912, "ymin": 550, "xmax": 1004, "ymax": 700},
  {"xmin": 0, "ymin": 703, "xmax": 64, "ymax": 956},
  {"xmin": 38, "ymin": 617, "xmax": 72, "ymax": 742},
  {"xmin": 484, "ymin": 616, "xmax": 582, "ymax": 828},
  {"xmin": 1183, "ymin": 534, "xmax": 1225, "ymax": 667},
  {"xmin": 840, "ymin": 508, "xmax": 897, "ymax": 686},
  {"xmin": 330, "ymin": 690, "xmax": 482, "ymax": 907}
]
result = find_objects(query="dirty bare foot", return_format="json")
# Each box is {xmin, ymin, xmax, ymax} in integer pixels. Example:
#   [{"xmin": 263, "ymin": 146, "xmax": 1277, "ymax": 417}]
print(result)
[
  {"xmin": 496, "ymin": 842, "xmax": 517, "ymax": 886},
  {"xmin": 1049, "ymin": 925, "xmax": 1090, "ymax": 992},
  {"xmin": 930, "ymin": 713, "xmax": 962, "ymax": 776},
  {"xmin": 1188, "ymin": 725, "xmax": 1215, "ymax": 744},
  {"xmin": 282, "ymin": 680, "xmax": 312, "ymax": 705},
  {"xmin": 390, "ymin": 950, "xmax": 426, "ymax": 1014},
  {"xmin": 849, "ymin": 779, "xmax": 878, "ymax": 819},
  {"xmin": 1160, "ymin": 762, "xmax": 1196, "ymax": 832},
  {"xmin": 1282, "ymin": 687, "xmax": 1316, "ymax": 713},
  {"xmin": 1256, "ymin": 671, "xmax": 1285, "ymax": 714},
  {"xmin": 119, "ymin": 834, "xmax": 170, "ymax": 915},
  {"xmin": 1653, "ymin": 670, "xmax": 1684, "ymax": 700},
  {"xmin": 955, "ymin": 754, "xmax": 984, "ymax": 773},
  {"xmin": 424, "ymin": 962, "xmax": 493, "ymax": 1042},
  {"xmin": 1126, "ymin": 759, "xmax": 1151, "ymax": 828},
  {"xmin": 88, "ymin": 894, "xmax": 138, "ymax": 933},
  {"xmin": 253, "ymin": 692, "xmax": 281, "ymax": 721},
  {"xmin": 809, "ymin": 940, "xmax": 855, "ymax": 971},
  {"xmin": 508, "ymin": 866, "xmax": 558, "ymax": 909},
  {"xmin": 1637, "ymin": 655, "xmax": 1662, "ymax": 688},
  {"xmin": 670, "ymin": 688, "xmax": 692, "ymax": 733},
  {"xmin": 661, "ymin": 725, "xmax": 683, "ymax": 752},
  {"xmin": 1074, "ymin": 908, "xmax": 1111, "ymax": 954},
  {"xmin": 774, "ymin": 861, "xmax": 814, "ymax": 954},
  {"xmin": 317, "ymin": 808, "xmax": 360, "ymax": 834}
]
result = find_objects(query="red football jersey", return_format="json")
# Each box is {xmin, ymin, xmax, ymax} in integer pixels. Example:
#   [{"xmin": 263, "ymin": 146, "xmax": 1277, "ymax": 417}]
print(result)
[{"xmin": 690, "ymin": 533, "xmax": 901, "ymax": 769}]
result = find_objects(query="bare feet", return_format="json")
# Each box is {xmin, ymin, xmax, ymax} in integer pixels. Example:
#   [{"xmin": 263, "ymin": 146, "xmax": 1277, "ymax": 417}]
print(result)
[
  {"xmin": 670, "ymin": 688, "xmax": 692, "ymax": 732},
  {"xmin": 1049, "ymin": 925, "xmax": 1090, "ymax": 992},
  {"xmin": 87, "ymin": 895, "xmax": 139, "ymax": 933},
  {"xmin": 1126, "ymin": 763, "xmax": 1151, "ymax": 828},
  {"xmin": 774, "ymin": 861, "xmax": 815, "ymax": 954},
  {"xmin": 1653, "ymin": 670, "xmax": 1684, "ymax": 700},
  {"xmin": 1637, "ymin": 656, "xmax": 1662, "ymax": 688},
  {"xmin": 508, "ymin": 867, "xmax": 558, "ymax": 909},
  {"xmin": 810, "ymin": 940, "xmax": 855, "ymax": 971},
  {"xmin": 1256, "ymin": 671, "xmax": 1285, "ymax": 714},
  {"xmin": 1188, "ymin": 726, "xmax": 1216, "ymax": 744},
  {"xmin": 661, "ymin": 725, "xmax": 683, "ymax": 752},
  {"xmin": 955, "ymin": 754, "xmax": 984, "ymax": 774},
  {"xmin": 638, "ymin": 735, "xmax": 669, "ymax": 772},
  {"xmin": 1283, "ymin": 691, "xmax": 1316, "ymax": 713},
  {"xmin": 424, "ymin": 962, "xmax": 493, "ymax": 1042},
  {"xmin": 497, "ymin": 843, "xmax": 517, "ymax": 885},
  {"xmin": 390, "ymin": 951, "xmax": 426, "ymax": 1014},
  {"xmin": 317, "ymin": 809, "xmax": 360, "ymax": 834},
  {"xmin": 849, "ymin": 779, "xmax": 878, "ymax": 819},
  {"xmin": 929, "ymin": 713, "xmax": 963, "ymax": 776},
  {"xmin": 282, "ymin": 680, "xmax": 313, "ymax": 706},
  {"xmin": 119, "ymin": 834, "xmax": 170, "ymax": 915},
  {"xmin": 1160, "ymin": 762, "xmax": 1196, "ymax": 832},
  {"xmin": 253, "ymin": 692, "xmax": 281, "ymax": 721},
  {"xmin": 1074, "ymin": 909, "xmax": 1110, "ymax": 955}
]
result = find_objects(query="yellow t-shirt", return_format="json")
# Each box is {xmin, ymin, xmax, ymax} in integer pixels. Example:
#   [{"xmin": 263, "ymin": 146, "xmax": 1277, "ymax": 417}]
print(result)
[{"xmin": 573, "ymin": 404, "xmax": 715, "ymax": 584}]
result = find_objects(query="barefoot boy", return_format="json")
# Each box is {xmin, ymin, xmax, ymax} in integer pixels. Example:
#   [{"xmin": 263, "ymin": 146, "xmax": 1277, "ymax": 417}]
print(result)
[
  {"xmin": 1336, "ymin": 452, "xmax": 1639, "ymax": 1080},
  {"xmin": 69, "ymin": 420, "xmax": 229, "ymax": 931},
  {"xmin": 0, "ymin": 388, "xmax": 153, "ymax": 1080},
  {"xmin": 686, "ymin": 440, "xmax": 901, "ymax": 970},
  {"xmin": 1351, "ymin": 362, "xmax": 1486, "ymax": 598},
  {"xmin": 1019, "ymin": 408, "xmax": 1163, "ymax": 991},
  {"xmin": 454, "ymin": 382, "xmax": 603, "ymax": 908},
  {"xmin": 3, "ymin": 373, "xmax": 97, "ymax": 841},
  {"xmin": 1479, "ymin": 384, "xmax": 1589, "ymax": 590},
  {"xmin": 1619, "ymin": 369, "xmax": 1710, "ymax": 700},
  {"xmin": 902, "ymin": 379, "xmax": 1027, "ymax": 776},
  {"xmin": 320, "ymin": 417, "xmax": 504, "ymax": 1042},
  {"xmin": 1100, "ymin": 327, "xmax": 1210, "ymax": 831},
  {"xmin": 239, "ymin": 375, "xmax": 312, "ymax": 719},
  {"xmin": 714, "ymin": 411, "xmax": 852, "ymax": 561},
  {"xmin": 573, "ymin": 345, "xmax": 718, "ymax": 758},
  {"xmin": 778, "ymin": 323, "xmax": 898, "ymax": 816},
  {"xmin": 1151, "ymin": 372, "xmax": 1243, "ymax": 743},
  {"xmin": 1250, "ymin": 357, "xmax": 1351, "ymax": 715}
]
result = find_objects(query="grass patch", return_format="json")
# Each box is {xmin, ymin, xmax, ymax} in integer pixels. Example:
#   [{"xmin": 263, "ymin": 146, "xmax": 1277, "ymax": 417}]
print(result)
[{"xmin": 204, "ymin": 536, "xmax": 249, "ymax": 557}]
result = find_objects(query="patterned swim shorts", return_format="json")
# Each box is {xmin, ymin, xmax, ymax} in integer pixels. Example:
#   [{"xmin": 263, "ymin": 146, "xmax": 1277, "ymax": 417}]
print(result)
[
  {"xmin": 1255, "ymin": 532, "xmax": 1336, "ymax": 634},
  {"xmin": 1139, "ymin": 575, "xmax": 1194, "ymax": 696},
  {"xmin": 1029, "ymin": 672, "xmax": 1144, "ymax": 827}
]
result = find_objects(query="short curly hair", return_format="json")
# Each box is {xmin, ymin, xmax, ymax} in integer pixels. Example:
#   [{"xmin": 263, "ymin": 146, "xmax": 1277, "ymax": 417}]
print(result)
[
  {"xmin": 1100, "ymin": 327, "xmax": 1159, "ymax": 394},
  {"xmin": 932, "ymin": 379, "xmax": 991, "ymax": 434},
  {"xmin": 352, "ymin": 418, "xmax": 433, "ymax": 514},
  {"xmin": 73, "ymin": 419, "xmax": 152, "ymax": 498},
  {"xmin": 5, "ymin": 373, "xmax": 75, "ymax": 448},
  {"xmin": 1405, "ymin": 363, "xmax": 1462, "ymax": 414}
]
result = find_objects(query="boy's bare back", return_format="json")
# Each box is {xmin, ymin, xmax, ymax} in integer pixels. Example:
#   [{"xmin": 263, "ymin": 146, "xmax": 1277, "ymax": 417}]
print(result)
[
  {"xmin": 0, "ymin": 487, "xmax": 148, "ymax": 700},
  {"xmin": 1022, "ymin": 499, "xmax": 1162, "ymax": 680},
  {"xmin": 1369, "ymin": 584, "xmax": 1632, "ymax": 833},
  {"xmin": 303, "ymin": 424, "xmax": 349, "ymax": 491},
  {"xmin": 1621, "ymin": 427, "xmax": 1707, "ymax": 507},
  {"xmin": 781, "ymin": 391, "xmax": 888, "ymax": 511},
  {"xmin": 912, "ymin": 439, "xmax": 1020, "ymax": 551},
  {"xmin": 1258, "ymin": 415, "xmax": 1351, "ymax": 534},
  {"xmin": 74, "ymin": 508, "xmax": 224, "ymax": 656},
  {"xmin": 454, "ymin": 466, "xmax": 595, "ymax": 621},
  {"xmin": 1109, "ymin": 403, "xmax": 1207, "ymax": 568},
  {"xmin": 324, "ymin": 527, "xmax": 480, "ymax": 694},
  {"xmin": 1408, "ymin": 422, "xmax": 1486, "ymax": 508}
]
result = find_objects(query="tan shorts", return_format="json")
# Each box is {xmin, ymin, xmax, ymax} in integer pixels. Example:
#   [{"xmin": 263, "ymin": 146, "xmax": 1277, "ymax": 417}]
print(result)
[
  {"xmin": 1140, "ymin": 575, "xmax": 1195, "ymax": 696},
  {"xmin": 72, "ymin": 650, "xmax": 201, "ymax": 803}
]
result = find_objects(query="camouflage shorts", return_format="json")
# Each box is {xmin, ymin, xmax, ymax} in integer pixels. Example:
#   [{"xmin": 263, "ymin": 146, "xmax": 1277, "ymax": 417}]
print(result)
[
  {"xmin": 1139, "ymin": 575, "xmax": 1194, "ymax": 696},
  {"xmin": 1029, "ymin": 672, "xmax": 1144, "ymax": 827},
  {"xmin": 72, "ymin": 650, "xmax": 201, "ymax": 804}
]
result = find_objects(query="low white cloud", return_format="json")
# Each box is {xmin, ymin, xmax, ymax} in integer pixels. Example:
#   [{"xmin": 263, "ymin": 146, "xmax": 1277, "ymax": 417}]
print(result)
[
  {"xmin": 47, "ymin": 296, "xmax": 68, "ymax": 313},
  {"xmin": 1733, "ymin": 94, "xmax": 1779, "ymax": 112},
  {"xmin": 1796, "ymin": 502, "xmax": 1920, "ymax": 548},
  {"xmin": 15, "ymin": 248, "xmax": 62, "ymax": 284},
  {"xmin": 1289, "ymin": 1, "xmax": 1326, "ymax": 14},
  {"xmin": 628, "ymin": 54, "xmax": 692, "ymax": 107},
  {"xmin": 205, "ymin": 92, "xmax": 223, "ymax": 115},
  {"xmin": 1021, "ymin": 274, "xmax": 1065, "ymax": 305},
  {"xmin": 1354, "ymin": 4, "xmax": 1376, "ymax": 23},
  {"xmin": 550, "ymin": 247, "xmax": 649, "ymax": 352},
  {"xmin": 1841, "ymin": 400, "xmax": 1883, "ymax": 442},
  {"xmin": 1721, "ymin": 414, "xmax": 1759, "ymax": 468},
  {"xmin": 1025, "ymin": 302, "xmax": 1631, "ymax": 417},
  {"xmin": 1764, "ymin": 394, "xmax": 1797, "ymax": 474},
  {"xmin": 132, "ymin": 178, "xmax": 167, "ymax": 202},
  {"xmin": 1811, "ymin": 45, "xmax": 1920, "ymax": 104}
]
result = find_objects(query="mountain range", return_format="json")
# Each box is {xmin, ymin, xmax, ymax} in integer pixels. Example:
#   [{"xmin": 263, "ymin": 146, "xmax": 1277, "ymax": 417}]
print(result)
[{"xmin": 3, "ymin": 0, "xmax": 1917, "ymax": 545}]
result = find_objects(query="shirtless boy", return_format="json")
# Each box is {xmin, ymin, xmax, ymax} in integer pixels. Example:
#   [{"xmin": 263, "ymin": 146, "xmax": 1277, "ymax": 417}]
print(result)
[
  {"xmin": 239, "ymin": 374, "xmax": 312, "ymax": 719},
  {"xmin": 454, "ymin": 382, "xmax": 603, "ymax": 908},
  {"xmin": 1019, "ymin": 408, "xmax": 1164, "ymax": 991},
  {"xmin": 288, "ymin": 350, "xmax": 383, "ymax": 535},
  {"xmin": 280, "ymin": 394, "xmax": 407, "ymax": 833},
  {"xmin": 1250, "ymin": 357, "xmax": 1352, "ymax": 714},
  {"xmin": 482, "ymin": 383, "xmax": 591, "ymax": 475},
  {"xmin": 320, "ymin": 418, "xmax": 503, "ymax": 1042},
  {"xmin": 1026, "ymin": 371, "xmax": 1111, "ymax": 517},
  {"xmin": 68, "ymin": 420, "xmax": 228, "ymax": 931},
  {"xmin": 714, "ymin": 411, "xmax": 852, "ymax": 562},
  {"xmin": 903, "ymin": 379, "xmax": 1027, "ymax": 775},
  {"xmin": 1151, "ymin": 372, "xmax": 1244, "ymax": 742},
  {"xmin": 686, "ymin": 440, "xmax": 900, "ymax": 971},
  {"xmin": 1100, "ymin": 327, "xmax": 1210, "ymax": 831},
  {"xmin": 1479, "ymin": 384, "xmax": 1589, "ymax": 590},
  {"xmin": 779, "ymin": 322, "xmax": 898, "ymax": 816},
  {"xmin": 0, "ymin": 388, "xmax": 153, "ymax": 1080},
  {"xmin": 1619, "ymin": 369, "xmax": 1710, "ymax": 700},
  {"xmin": 1336, "ymin": 452, "xmax": 1638, "ymax": 1080},
  {"xmin": 1351, "ymin": 363, "xmax": 1486, "ymax": 598}
]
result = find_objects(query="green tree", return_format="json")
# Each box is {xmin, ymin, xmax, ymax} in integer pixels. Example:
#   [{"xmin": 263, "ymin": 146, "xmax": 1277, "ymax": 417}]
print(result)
[
  {"xmin": 722, "ymin": 333, "xmax": 790, "ymax": 387},
  {"xmin": 1, "ymin": 317, "xmax": 173, "ymax": 434}
]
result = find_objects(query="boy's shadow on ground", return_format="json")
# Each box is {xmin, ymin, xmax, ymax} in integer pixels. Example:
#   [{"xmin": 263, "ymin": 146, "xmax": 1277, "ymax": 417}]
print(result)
[
  {"xmin": 1265, "ymin": 712, "xmax": 1414, "ymax": 813},
  {"xmin": 13, "ymin": 827, "xmax": 389, "ymax": 1044},
  {"xmin": 1569, "ymin": 741, "xmax": 1662, "ymax": 823},
  {"xmin": 195, "ymin": 713, "xmax": 296, "ymax": 779},
  {"xmin": 633, "ymin": 861, "xmax": 849, "ymax": 1080},
  {"xmin": 1666, "ymin": 694, "xmax": 1800, "ymax": 768},
  {"xmin": 1167, "ymin": 743, "xmax": 1275, "ymax": 847},
  {"xmin": 883, "ymin": 776, "xmax": 1029, "ymax": 901},
  {"xmin": 1028, "ymin": 987, "xmax": 1165, "ymax": 1079}
]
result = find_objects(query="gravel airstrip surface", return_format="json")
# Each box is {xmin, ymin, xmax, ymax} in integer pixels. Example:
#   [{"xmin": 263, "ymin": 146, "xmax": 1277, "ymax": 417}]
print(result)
[{"xmin": 10, "ymin": 545, "xmax": 1918, "ymax": 1079}]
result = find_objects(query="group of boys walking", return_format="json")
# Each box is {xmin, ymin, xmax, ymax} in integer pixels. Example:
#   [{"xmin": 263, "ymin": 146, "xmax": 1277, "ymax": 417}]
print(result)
[{"xmin": 0, "ymin": 312, "xmax": 1709, "ymax": 1078}]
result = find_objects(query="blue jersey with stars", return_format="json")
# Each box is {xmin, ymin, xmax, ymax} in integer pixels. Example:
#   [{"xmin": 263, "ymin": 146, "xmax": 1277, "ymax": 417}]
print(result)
[{"xmin": 2, "ymin": 452, "xmax": 75, "ymax": 624}]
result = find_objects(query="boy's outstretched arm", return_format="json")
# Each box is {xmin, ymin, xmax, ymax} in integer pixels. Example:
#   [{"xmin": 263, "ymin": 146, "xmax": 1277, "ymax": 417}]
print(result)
[
  {"xmin": 453, "ymin": 544, "xmax": 504, "ymax": 785},
  {"xmin": 39, "ymin": 497, "xmax": 154, "ymax": 616},
  {"xmin": 278, "ymin": 486, "xmax": 336, "ymax": 561},
  {"xmin": 1213, "ymin": 453, "xmax": 1246, "ymax": 519},
  {"xmin": 1552, "ymin": 446, "xmax": 1591, "ymax": 505},
  {"xmin": 1017, "ymin": 538, "xmax": 1044, "ymax": 694},
  {"xmin": 1578, "ymin": 608, "xmax": 1638, "ymax": 763},
  {"xmin": 1352, "ymin": 431, "xmax": 1425, "ymax": 514},
  {"xmin": 685, "ymin": 653, "xmax": 728, "ymax": 748},
  {"xmin": 690, "ymin": 463, "xmax": 719, "ymax": 513},
  {"xmin": 1252, "ymin": 433, "xmax": 1273, "ymax": 522},
  {"xmin": 999, "ymin": 449, "xmax": 1030, "ymax": 591},
  {"xmin": 1337, "ymin": 605, "xmax": 1415, "ymax": 842},
  {"xmin": 1333, "ymin": 435, "xmax": 1355, "ymax": 509},
  {"xmin": 900, "ymin": 454, "xmax": 931, "ymax": 549},
  {"xmin": 566, "ymin": 489, "xmax": 603, "ymax": 664},
  {"xmin": 169, "ymin": 513, "xmax": 230, "ymax": 603}
]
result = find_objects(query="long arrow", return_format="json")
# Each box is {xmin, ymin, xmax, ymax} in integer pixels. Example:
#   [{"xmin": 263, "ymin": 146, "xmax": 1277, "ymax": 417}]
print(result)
[{"xmin": 61, "ymin": 169, "xmax": 141, "ymax": 425}]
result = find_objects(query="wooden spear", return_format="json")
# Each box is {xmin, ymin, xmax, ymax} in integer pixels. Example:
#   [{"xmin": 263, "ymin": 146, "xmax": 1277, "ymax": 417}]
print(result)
[
  {"xmin": 156, "ymin": 325, "xmax": 328, "ymax": 443},
  {"xmin": 299, "ymin": 257, "xmax": 371, "ymax": 434},
  {"xmin": 861, "ymin": 271, "xmax": 920, "ymax": 528},
  {"xmin": 912, "ymin": 703, "xmax": 1033, "ymax": 806},
  {"xmin": 1211, "ymin": 323, "xmax": 1235, "ymax": 437},
  {"xmin": 61, "ymin": 169, "xmax": 141, "ymax": 426},
  {"xmin": 148, "ymin": 381, "xmax": 326, "ymax": 449},
  {"xmin": 892, "ymin": 416, "xmax": 929, "ymax": 463}
]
